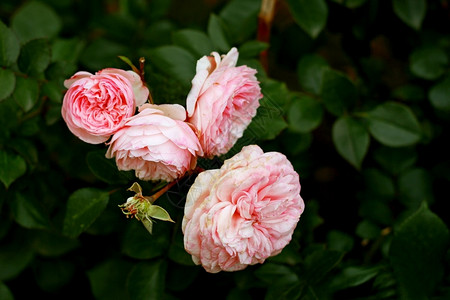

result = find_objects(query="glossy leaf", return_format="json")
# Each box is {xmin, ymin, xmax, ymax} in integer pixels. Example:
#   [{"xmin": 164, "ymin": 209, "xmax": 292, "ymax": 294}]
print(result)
[
  {"xmin": 238, "ymin": 41, "xmax": 269, "ymax": 59},
  {"xmin": 393, "ymin": 0, "xmax": 426, "ymax": 30},
  {"xmin": 127, "ymin": 260, "xmax": 167, "ymax": 300},
  {"xmin": 398, "ymin": 168, "xmax": 434, "ymax": 209},
  {"xmin": 410, "ymin": 47, "xmax": 448, "ymax": 80},
  {"xmin": 11, "ymin": 1, "xmax": 62, "ymax": 43},
  {"xmin": 0, "ymin": 69, "xmax": 15, "ymax": 102},
  {"xmin": 172, "ymin": 29, "xmax": 214, "ymax": 57},
  {"xmin": 389, "ymin": 203, "xmax": 449, "ymax": 300},
  {"xmin": 429, "ymin": 76, "xmax": 450, "ymax": 114},
  {"xmin": 321, "ymin": 69, "xmax": 357, "ymax": 116},
  {"xmin": 13, "ymin": 76, "xmax": 39, "ymax": 112},
  {"xmin": 288, "ymin": 95, "xmax": 323, "ymax": 133},
  {"xmin": 303, "ymin": 249, "xmax": 343, "ymax": 284},
  {"xmin": 297, "ymin": 54, "xmax": 329, "ymax": 94},
  {"xmin": 149, "ymin": 45, "xmax": 196, "ymax": 88},
  {"xmin": 287, "ymin": 0, "xmax": 328, "ymax": 38},
  {"xmin": 332, "ymin": 116, "xmax": 369, "ymax": 169},
  {"xmin": 63, "ymin": 188, "xmax": 109, "ymax": 238},
  {"xmin": 219, "ymin": 0, "xmax": 260, "ymax": 44},
  {"xmin": 0, "ymin": 232, "xmax": 34, "ymax": 280},
  {"xmin": 0, "ymin": 282, "xmax": 13, "ymax": 300},
  {"xmin": 207, "ymin": 14, "xmax": 230, "ymax": 52},
  {"xmin": 0, "ymin": 20, "xmax": 20, "ymax": 67},
  {"xmin": 366, "ymin": 102, "xmax": 422, "ymax": 147},
  {"xmin": 11, "ymin": 192, "xmax": 51, "ymax": 230},
  {"xmin": 373, "ymin": 146, "xmax": 417, "ymax": 175},
  {"xmin": 329, "ymin": 266, "xmax": 381, "ymax": 291},
  {"xmin": 0, "ymin": 150, "xmax": 26, "ymax": 189},
  {"xmin": 122, "ymin": 220, "xmax": 169, "ymax": 260},
  {"xmin": 18, "ymin": 38, "xmax": 51, "ymax": 76},
  {"xmin": 88, "ymin": 258, "xmax": 133, "ymax": 300},
  {"xmin": 86, "ymin": 150, "xmax": 133, "ymax": 185}
]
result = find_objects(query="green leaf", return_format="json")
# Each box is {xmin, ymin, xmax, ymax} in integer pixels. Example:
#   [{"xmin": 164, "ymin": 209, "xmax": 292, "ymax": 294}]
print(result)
[
  {"xmin": 122, "ymin": 220, "xmax": 169, "ymax": 260},
  {"xmin": 52, "ymin": 38, "xmax": 85, "ymax": 64},
  {"xmin": 332, "ymin": 116, "xmax": 369, "ymax": 170},
  {"xmin": 0, "ymin": 282, "xmax": 14, "ymax": 300},
  {"xmin": 356, "ymin": 219, "xmax": 381, "ymax": 240},
  {"xmin": 393, "ymin": 0, "xmax": 426, "ymax": 30},
  {"xmin": 0, "ymin": 69, "xmax": 16, "ymax": 102},
  {"xmin": 366, "ymin": 102, "xmax": 422, "ymax": 147},
  {"xmin": 168, "ymin": 228, "xmax": 196, "ymax": 266},
  {"xmin": 18, "ymin": 38, "xmax": 51, "ymax": 76},
  {"xmin": 86, "ymin": 150, "xmax": 133, "ymax": 185},
  {"xmin": 410, "ymin": 47, "xmax": 448, "ymax": 80},
  {"xmin": 0, "ymin": 20, "xmax": 20, "ymax": 67},
  {"xmin": 11, "ymin": 192, "xmax": 51, "ymax": 230},
  {"xmin": 42, "ymin": 81, "xmax": 63, "ymax": 104},
  {"xmin": 13, "ymin": 76, "xmax": 39, "ymax": 112},
  {"xmin": 63, "ymin": 188, "xmax": 109, "ymax": 238},
  {"xmin": 297, "ymin": 54, "xmax": 329, "ymax": 95},
  {"xmin": 327, "ymin": 230, "xmax": 354, "ymax": 252},
  {"xmin": 149, "ymin": 45, "xmax": 196, "ymax": 88},
  {"xmin": 219, "ymin": 0, "xmax": 260, "ymax": 44},
  {"xmin": 0, "ymin": 150, "xmax": 26, "ymax": 189},
  {"xmin": 127, "ymin": 260, "xmax": 167, "ymax": 300},
  {"xmin": 34, "ymin": 259, "xmax": 75, "ymax": 292},
  {"xmin": 88, "ymin": 258, "xmax": 133, "ymax": 300},
  {"xmin": 389, "ymin": 203, "xmax": 449, "ymax": 300},
  {"xmin": 363, "ymin": 168, "xmax": 395, "ymax": 198},
  {"xmin": 238, "ymin": 41, "xmax": 269, "ymax": 59},
  {"xmin": 329, "ymin": 266, "xmax": 381, "ymax": 291},
  {"xmin": 254, "ymin": 263, "xmax": 299, "ymax": 285},
  {"xmin": 373, "ymin": 146, "xmax": 417, "ymax": 175},
  {"xmin": 11, "ymin": 1, "xmax": 62, "ymax": 43},
  {"xmin": 80, "ymin": 38, "xmax": 129, "ymax": 71},
  {"xmin": 0, "ymin": 231, "xmax": 34, "ymax": 280},
  {"xmin": 172, "ymin": 29, "xmax": 214, "ymax": 57},
  {"xmin": 207, "ymin": 14, "xmax": 231, "ymax": 52},
  {"xmin": 288, "ymin": 95, "xmax": 323, "ymax": 133},
  {"xmin": 429, "ymin": 76, "xmax": 450, "ymax": 114},
  {"xmin": 33, "ymin": 231, "xmax": 79, "ymax": 257},
  {"xmin": 303, "ymin": 249, "xmax": 343, "ymax": 284},
  {"xmin": 147, "ymin": 205, "xmax": 174, "ymax": 222},
  {"xmin": 392, "ymin": 84, "xmax": 425, "ymax": 102},
  {"xmin": 321, "ymin": 69, "xmax": 357, "ymax": 116},
  {"xmin": 286, "ymin": 0, "xmax": 328, "ymax": 38},
  {"xmin": 398, "ymin": 168, "xmax": 434, "ymax": 209}
]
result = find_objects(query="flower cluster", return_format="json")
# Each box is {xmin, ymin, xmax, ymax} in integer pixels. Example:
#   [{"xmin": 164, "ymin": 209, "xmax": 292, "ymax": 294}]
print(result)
[{"xmin": 61, "ymin": 47, "xmax": 304, "ymax": 273}]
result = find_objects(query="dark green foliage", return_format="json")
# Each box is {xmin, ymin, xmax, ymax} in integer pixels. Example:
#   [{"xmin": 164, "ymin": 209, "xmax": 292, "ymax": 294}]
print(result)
[{"xmin": 0, "ymin": 0, "xmax": 449, "ymax": 299}]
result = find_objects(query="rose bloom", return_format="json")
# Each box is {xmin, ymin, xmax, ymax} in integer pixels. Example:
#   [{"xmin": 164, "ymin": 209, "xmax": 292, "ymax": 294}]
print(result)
[
  {"xmin": 182, "ymin": 145, "xmax": 304, "ymax": 273},
  {"xmin": 186, "ymin": 47, "xmax": 263, "ymax": 158},
  {"xmin": 105, "ymin": 104, "xmax": 202, "ymax": 182},
  {"xmin": 61, "ymin": 68, "xmax": 149, "ymax": 144}
]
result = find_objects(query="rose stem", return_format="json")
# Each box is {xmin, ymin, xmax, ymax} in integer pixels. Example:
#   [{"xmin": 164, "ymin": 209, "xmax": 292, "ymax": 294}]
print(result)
[
  {"xmin": 257, "ymin": 0, "xmax": 277, "ymax": 73},
  {"xmin": 139, "ymin": 57, "xmax": 154, "ymax": 104}
]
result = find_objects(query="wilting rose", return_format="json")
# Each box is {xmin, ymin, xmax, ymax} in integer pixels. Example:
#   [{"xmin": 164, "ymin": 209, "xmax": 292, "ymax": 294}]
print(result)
[
  {"xmin": 106, "ymin": 104, "xmax": 202, "ymax": 182},
  {"xmin": 182, "ymin": 145, "xmax": 304, "ymax": 273},
  {"xmin": 61, "ymin": 68, "xmax": 149, "ymax": 144},
  {"xmin": 186, "ymin": 47, "xmax": 263, "ymax": 158}
]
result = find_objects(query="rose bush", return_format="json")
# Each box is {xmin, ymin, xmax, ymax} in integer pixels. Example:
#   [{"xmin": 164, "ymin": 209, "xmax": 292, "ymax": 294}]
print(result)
[
  {"xmin": 186, "ymin": 47, "xmax": 263, "ymax": 157},
  {"xmin": 61, "ymin": 68, "xmax": 149, "ymax": 144},
  {"xmin": 106, "ymin": 103, "xmax": 202, "ymax": 182},
  {"xmin": 182, "ymin": 145, "xmax": 304, "ymax": 273}
]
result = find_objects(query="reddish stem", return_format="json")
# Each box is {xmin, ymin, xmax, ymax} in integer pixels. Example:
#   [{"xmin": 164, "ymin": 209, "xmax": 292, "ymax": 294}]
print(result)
[{"xmin": 257, "ymin": 0, "xmax": 277, "ymax": 73}]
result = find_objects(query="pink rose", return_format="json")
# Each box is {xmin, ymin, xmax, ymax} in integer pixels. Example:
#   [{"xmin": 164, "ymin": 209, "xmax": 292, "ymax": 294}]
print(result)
[
  {"xmin": 62, "ymin": 68, "xmax": 149, "ymax": 144},
  {"xmin": 105, "ymin": 104, "xmax": 202, "ymax": 182},
  {"xmin": 182, "ymin": 145, "xmax": 304, "ymax": 273},
  {"xmin": 186, "ymin": 47, "xmax": 263, "ymax": 158}
]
